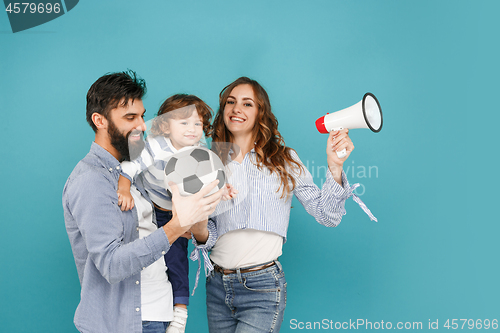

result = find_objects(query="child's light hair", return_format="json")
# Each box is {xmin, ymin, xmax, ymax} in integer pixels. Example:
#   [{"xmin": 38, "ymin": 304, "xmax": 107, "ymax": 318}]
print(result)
[{"xmin": 150, "ymin": 94, "xmax": 213, "ymax": 138}]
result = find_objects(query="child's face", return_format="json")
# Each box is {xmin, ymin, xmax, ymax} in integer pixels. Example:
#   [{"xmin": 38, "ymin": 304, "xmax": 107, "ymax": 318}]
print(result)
[{"xmin": 166, "ymin": 110, "xmax": 203, "ymax": 150}]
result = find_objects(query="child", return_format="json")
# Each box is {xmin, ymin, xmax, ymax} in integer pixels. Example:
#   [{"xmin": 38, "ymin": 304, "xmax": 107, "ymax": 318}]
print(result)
[{"xmin": 117, "ymin": 94, "xmax": 223, "ymax": 333}]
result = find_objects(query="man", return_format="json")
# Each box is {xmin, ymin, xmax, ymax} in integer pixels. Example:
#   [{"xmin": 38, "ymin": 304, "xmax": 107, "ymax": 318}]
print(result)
[{"xmin": 63, "ymin": 71, "xmax": 220, "ymax": 333}]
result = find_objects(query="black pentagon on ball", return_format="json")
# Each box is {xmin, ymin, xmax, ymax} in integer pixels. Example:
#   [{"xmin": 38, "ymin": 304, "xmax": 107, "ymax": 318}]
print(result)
[
  {"xmin": 190, "ymin": 148, "xmax": 210, "ymax": 162},
  {"xmin": 216, "ymin": 169, "xmax": 225, "ymax": 187},
  {"xmin": 183, "ymin": 175, "xmax": 204, "ymax": 194},
  {"xmin": 165, "ymin": 157, "xmax": 178, "ymax": 176}
]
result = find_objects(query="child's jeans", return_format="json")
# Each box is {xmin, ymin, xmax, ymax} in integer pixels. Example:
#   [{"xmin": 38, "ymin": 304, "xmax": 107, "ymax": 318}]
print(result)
[{"xmin": 154, "ymin": 206, "xmax": 190, "ymax": 305}]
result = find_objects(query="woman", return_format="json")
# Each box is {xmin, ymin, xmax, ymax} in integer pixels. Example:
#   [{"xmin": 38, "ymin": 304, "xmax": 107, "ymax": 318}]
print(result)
[{"xmin": 199, "ymin": 77, "xmax": 365, "ymax": 332}]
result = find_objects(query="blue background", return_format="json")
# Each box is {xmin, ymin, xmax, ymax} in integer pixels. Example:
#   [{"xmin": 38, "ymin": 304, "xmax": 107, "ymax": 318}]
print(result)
[{"xmin": 1, "ymin": 1, "xmax": 499, "ymax": 332}]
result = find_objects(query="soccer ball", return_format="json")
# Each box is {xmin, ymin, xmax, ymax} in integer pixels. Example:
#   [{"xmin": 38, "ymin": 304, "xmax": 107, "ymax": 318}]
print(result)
[{"xmin": 164, "ymin": 146, "xmax": 226, "ymax": 197}]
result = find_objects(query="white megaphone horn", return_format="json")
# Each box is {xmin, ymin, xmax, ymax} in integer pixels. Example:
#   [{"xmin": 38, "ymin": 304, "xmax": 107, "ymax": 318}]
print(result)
[{"xmin": 315, "ymin": 93, "xmax": 383, "ymax": 158}]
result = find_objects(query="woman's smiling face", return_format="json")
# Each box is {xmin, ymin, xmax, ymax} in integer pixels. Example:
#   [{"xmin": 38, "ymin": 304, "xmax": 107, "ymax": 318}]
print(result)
[{"xmin": 223, "ymin": 84, "xmax": 258, "ymax": 139}]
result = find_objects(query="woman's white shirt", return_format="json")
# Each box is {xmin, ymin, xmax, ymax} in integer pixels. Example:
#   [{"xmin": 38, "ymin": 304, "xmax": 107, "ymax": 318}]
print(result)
[{"xmin": 210, "ymin": 228, "xmax": 283, "ymax": 269}]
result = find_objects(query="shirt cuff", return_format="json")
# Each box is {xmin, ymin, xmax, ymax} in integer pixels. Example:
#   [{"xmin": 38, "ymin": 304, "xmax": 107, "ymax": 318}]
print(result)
[
  {"xmin": 145, "ymin": 227, "xmax": 171, "ymax": 261},
  {"xmin": 120, "ymin": 161, "xmax": 137, "ymax": 182},
  {"xmin": 326, "ymin": 169, "xmax": 352, "ymax": 200},
  {"xmin": 120, "ymin": 171, "xmax": 133, "ymax": 182},
  {"xmin": 191, "ymin": 220, "xmax": 217, "ymax": 250}
]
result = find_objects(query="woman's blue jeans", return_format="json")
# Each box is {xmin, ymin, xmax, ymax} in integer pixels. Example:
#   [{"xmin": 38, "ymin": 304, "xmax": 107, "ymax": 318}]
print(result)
[{"xmin": 206, "ymin": 261, "xmax": 287, "ymax": 333}]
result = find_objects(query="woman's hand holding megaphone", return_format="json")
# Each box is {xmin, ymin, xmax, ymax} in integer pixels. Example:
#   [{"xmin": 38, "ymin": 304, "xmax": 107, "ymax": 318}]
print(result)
[
  {"xmin": 327, "ymin": 128, "xmax": 354, "ymax": 186},
  {"xmin": 315, "ymin": 92, "xmax": 382, "ymax": 162}
]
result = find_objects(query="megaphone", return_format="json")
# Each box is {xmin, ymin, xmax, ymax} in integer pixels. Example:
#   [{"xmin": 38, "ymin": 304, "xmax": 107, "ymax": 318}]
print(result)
[{"xmin": 315, "ymin": 92, "xmax": 383, "ymax": 158}]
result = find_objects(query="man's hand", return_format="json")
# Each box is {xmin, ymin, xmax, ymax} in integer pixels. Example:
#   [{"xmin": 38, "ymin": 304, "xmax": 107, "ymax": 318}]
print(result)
[
  {"xmin": 161, "ymin": 180, "xmax": 223, "ymax": 245},
  {"xmin": 170, "ymin": 180, "xmax": 223, "ymax": 227}
]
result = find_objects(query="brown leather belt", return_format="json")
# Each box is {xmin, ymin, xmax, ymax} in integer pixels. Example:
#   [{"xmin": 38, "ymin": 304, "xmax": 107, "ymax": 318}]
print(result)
[{"xmin": 213, "ymin": 261, "xmax": 276, "ymax": 275}]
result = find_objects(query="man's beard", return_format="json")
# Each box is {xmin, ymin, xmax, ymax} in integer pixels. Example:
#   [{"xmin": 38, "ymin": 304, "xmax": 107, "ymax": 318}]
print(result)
[{"xmin": 108, "ymin": 120, "xmax": 145, "ymax": 162}]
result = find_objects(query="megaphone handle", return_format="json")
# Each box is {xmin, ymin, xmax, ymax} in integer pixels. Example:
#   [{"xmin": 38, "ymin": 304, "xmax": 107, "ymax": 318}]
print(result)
[
  {"xmin": 331, "ymin": 127, "xmax": 347, "ymax": 158},
  {"xmin": 336, "ymin": 148, "xmax": 347, "ymax": 159}
]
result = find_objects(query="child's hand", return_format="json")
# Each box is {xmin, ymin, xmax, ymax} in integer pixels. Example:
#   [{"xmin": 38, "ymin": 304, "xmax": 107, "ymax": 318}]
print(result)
[
  {"xmin": 117, "ymin": 190, "xmax": 135, "ymax": 211},
  {"xmin": 222, "ymin": 183, "xmax": 238, "ymax": 201}
]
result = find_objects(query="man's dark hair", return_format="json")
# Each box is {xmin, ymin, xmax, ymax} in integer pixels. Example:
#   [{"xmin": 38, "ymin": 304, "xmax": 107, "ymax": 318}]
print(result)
[{"xmin": 86, "ymin": 70, "xmax": 147, "ymax": 132}]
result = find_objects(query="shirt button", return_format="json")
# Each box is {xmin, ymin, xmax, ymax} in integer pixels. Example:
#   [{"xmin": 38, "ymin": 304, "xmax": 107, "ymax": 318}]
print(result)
[
  {"xmin": 136, "ymin": 227, "xmax": 139, "ymax": 231},
  {"xmin": 108, "ymin": 168, "xmax": 113, "ymax": 172},
  {"xmin": 136, "ymin": 281, "xmax": 139, "ymax": 285},
  {"xmin": 116, "ymin": 166, "xmax": 120, "ymax": 170},
  {"xmin": 135, "ymin": 307, "xmax": 140, "ymax": 312},
  {"xmin": 161, "ymin": 251, "xmax": 166, "ymax": 255},
  {"xmin": 142, "ymin": 267, "xmax": 146, "ymax": 270}
]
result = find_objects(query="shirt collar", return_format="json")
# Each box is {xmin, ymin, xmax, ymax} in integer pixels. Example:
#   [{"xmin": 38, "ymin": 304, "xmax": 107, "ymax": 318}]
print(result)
[
  {"xmin": 89, "ymin": 142, "xmax": 121, "ymax": 172},
  {"xmin": 227, "ymin": 146, "xmax": 256, "ymax": 164},
  {"xmin": 165, "ymin": 137, "xmax": 178, "ymax": 153}
]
